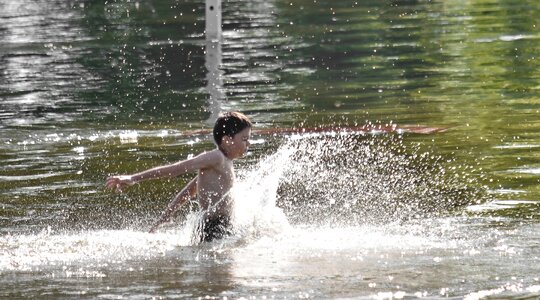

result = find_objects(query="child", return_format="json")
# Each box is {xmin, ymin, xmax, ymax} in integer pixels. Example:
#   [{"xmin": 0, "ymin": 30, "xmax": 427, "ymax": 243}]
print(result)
[{"xmin": 105, "ymin": 112, "xmax": 252, "ymax": 242}]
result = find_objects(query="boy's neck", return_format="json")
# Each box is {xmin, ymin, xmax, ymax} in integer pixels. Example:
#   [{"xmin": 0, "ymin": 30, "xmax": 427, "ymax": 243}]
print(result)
[{"xmin": 218, "ymin": 146, "xmax": 233, "ymax": 160}]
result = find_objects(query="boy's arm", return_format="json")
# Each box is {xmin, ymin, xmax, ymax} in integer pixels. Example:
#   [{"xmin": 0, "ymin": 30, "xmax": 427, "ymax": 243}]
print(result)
[
  {"xmin": 106, "ymin": 150, "xmax": 222, "ymax": 192},
  {"xmin": 149, "ymin": 176, "xmax": 198, "ymax": 233}
]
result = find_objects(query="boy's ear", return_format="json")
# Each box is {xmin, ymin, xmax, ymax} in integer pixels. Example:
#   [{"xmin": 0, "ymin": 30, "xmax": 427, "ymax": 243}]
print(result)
[{"xmin": 222, "ymin": 135, "xmax": 233, "ymax": 145}]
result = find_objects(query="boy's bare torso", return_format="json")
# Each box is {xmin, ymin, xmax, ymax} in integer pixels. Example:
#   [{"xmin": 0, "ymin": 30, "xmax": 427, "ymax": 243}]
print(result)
[
  {"xmin": 196, "ymin": 149, "xmax": 235, "ymax": 218},
  {"xmin": 105, "ymin": 113, "xmax": 251, "ymax": 235}
]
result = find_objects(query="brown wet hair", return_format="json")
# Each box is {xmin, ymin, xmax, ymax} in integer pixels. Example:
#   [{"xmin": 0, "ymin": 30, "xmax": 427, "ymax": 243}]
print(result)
[{"xmin": 213, "ymin": 112, "xmax": 252, "ymax": 145}]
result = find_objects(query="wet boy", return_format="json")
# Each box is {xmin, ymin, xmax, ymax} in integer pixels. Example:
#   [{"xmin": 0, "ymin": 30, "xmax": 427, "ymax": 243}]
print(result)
[{"xmin": 106, "ymin": 112, "xmax": 252, "ymax": 242}]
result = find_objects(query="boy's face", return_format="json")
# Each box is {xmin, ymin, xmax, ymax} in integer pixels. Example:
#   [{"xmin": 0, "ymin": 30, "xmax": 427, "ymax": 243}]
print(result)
[{"xmin": 223, "ymin": 127, "xmax": 251, "ymax": 159}]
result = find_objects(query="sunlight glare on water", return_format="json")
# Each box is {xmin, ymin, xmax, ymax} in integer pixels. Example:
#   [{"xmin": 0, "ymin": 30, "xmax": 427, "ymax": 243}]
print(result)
[{"xmin": 0, "ymin": 228, "xmax": 193, "ymax": 273}]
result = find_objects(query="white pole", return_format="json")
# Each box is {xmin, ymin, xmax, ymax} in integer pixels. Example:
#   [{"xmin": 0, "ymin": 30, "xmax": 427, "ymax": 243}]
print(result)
[
  {"xmin": 205, "ymin": 40, "xmax": 223, "ymax": 123},
  {"xmin": 205, "ymin": 0, "xmax": 222, "ymax": 41},
  {"xmin": 205, "ymin": 0, "xmax": 223, "ymax": 123}
]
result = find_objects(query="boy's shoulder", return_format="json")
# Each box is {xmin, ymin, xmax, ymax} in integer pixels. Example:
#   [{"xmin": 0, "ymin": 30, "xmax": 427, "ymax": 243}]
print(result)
[{"xmin": 195, "ymin": 148, "xmax": 226, "ymax": 165}]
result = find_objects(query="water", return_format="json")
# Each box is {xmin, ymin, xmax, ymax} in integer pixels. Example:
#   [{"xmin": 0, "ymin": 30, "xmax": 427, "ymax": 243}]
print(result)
[{"xmin": 1, "ymin": 0, "xmax": 540, "ymax": 298}]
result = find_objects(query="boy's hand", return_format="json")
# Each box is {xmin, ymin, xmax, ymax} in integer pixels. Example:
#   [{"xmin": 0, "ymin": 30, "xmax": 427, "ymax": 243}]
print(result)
[{"xmin": 105, "ymin": 175, "xmax": 135, "ymax": 192}]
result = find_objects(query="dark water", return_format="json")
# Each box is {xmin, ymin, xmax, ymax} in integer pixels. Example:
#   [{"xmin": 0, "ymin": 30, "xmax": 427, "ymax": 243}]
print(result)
[{"xmin": 1, "ymin": 0, "xmax": 540, "ymax": 298}]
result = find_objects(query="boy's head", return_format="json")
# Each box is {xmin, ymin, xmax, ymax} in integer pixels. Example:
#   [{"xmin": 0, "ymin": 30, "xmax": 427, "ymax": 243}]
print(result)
[{"xmin": 213, "ymin": 112, "xmax": 252, "ymax": 146}]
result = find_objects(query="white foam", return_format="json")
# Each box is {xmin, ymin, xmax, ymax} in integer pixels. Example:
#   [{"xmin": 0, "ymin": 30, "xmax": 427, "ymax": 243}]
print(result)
[{"xmin": 0, "ymin": 228, "xmax": 190, "ymax": 272}]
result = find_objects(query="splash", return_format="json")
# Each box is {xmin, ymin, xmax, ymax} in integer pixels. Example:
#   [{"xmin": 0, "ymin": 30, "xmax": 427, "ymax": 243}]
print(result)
[
  {"xmin": 235, "ymin": 131, "xmax": 486, "ymax": 228},
  {"xmin": 232, "ymin": 144, "xmax": 295, "ymax": 238}
]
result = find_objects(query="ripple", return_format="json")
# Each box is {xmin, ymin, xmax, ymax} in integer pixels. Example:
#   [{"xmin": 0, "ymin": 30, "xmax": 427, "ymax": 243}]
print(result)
[
  {"xmin": 0, "ymin": 172, "xmax": 66, "ymax": 182},
  {"xmin": 494, "ymin": 144, "xmax": 540, "ymax": 149},
  {"xmin": 512, "ymin": 167, "xmax": 540, "ymax": 175},
  {"xmin": 467, "ymin": 200, "xmax": 539, "ymax": 212}
]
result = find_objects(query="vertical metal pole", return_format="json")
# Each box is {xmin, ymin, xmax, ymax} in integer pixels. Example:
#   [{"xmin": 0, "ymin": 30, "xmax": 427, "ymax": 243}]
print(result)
[
  {"xmin": 205, "ymin": 40, "xmax": 223, "ymax": 123},
  {"xmin": 205, "ymin": 0, "xmax": 222, "ymax": 41},
  {"xmin": 205, "ymin": 0, "xmax": 223, "ymax": 123}
]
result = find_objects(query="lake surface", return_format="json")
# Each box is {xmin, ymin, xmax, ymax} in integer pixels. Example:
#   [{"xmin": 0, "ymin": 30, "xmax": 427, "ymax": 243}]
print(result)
[{"xmin": 1, "ymin": 0, "xmax": 540, "ymax": 298}]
